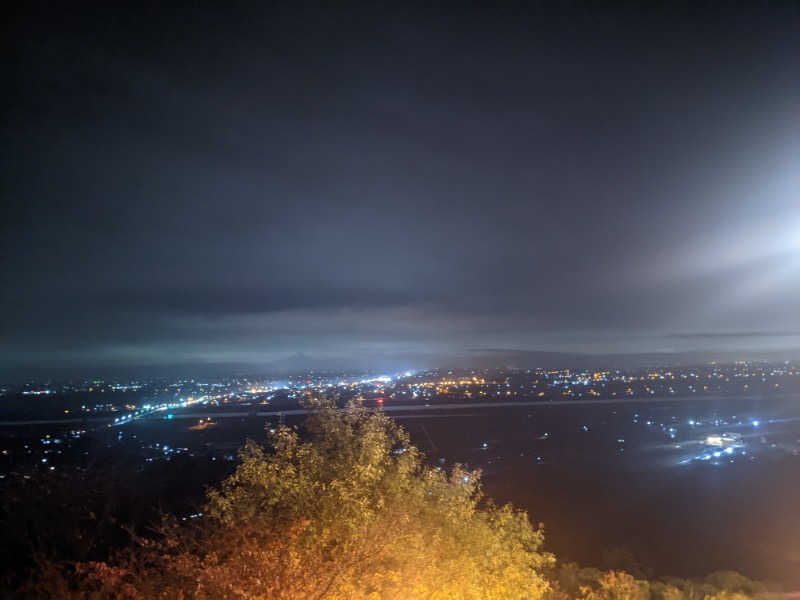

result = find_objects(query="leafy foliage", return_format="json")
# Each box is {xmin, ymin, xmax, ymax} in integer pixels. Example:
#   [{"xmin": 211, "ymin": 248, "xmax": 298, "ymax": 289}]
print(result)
[
  {"xmin": 547, "ymin": 562, "xmax": 783, "ymax": 600},
  {"xmin": 37, "ymin": 399, "xmax": 553, "ymax": 598},
  {"xmin": 579, "ymin": 570, "xmax": 648, "ymax": 600}
]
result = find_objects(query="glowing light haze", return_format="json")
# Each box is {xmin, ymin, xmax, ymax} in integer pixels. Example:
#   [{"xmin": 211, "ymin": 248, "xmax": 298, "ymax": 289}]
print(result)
[{"xmin": 1, "ymin": 1, "xmax": 798, "ymax": 378}]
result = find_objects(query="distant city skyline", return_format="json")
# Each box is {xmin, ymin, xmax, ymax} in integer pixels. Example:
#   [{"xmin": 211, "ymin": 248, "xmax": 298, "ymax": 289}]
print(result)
[{"xmin": 2, "ymin": 1, "xmax": 798, "ymax": 380}]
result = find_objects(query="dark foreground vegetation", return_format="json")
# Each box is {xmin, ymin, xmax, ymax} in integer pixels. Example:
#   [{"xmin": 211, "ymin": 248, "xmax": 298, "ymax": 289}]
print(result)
[{"xmin": 0, "ymin": 399, "xmax": 785, "ymax": 599}]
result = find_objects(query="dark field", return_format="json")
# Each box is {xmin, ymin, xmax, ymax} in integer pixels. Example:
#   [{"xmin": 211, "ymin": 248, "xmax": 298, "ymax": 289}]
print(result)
[{"xmin": 394, "ymin": 399, "xmax": 800, "ymax": 587}]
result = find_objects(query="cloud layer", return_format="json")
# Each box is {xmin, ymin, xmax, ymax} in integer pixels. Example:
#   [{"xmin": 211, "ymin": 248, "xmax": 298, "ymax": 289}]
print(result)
[{"xmin": 2, "ymin": 1, "xmax": 798, "ymax": 377}]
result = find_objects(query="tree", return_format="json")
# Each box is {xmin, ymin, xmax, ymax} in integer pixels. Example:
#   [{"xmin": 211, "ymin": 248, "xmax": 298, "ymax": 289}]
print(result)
[
  {"xmin": 48, "ymin": 398, "xmax": 553, "ymax": 599},
  {"xmin": 579, "ymin": 571, "xmax": 648, "ymax": 600}
]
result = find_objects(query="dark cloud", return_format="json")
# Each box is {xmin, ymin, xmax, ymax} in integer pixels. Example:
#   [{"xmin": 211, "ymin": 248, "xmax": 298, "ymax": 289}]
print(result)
[
  {"xmin": 96, "ymin": 285, "xmax": 419, "ymax": 316},
  {"xmin": 2, "ymin": 0, "xmax": 798, "ymax": 378},
  {"xmin": 668, "ymin": 331, "xmax": 800, "ymax": 340}
]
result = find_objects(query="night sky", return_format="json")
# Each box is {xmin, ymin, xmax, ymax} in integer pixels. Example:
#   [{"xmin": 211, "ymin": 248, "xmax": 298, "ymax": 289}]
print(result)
[{"xmin": 2, "ymin": 1, "xmax": 798, "ymax": 379}]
